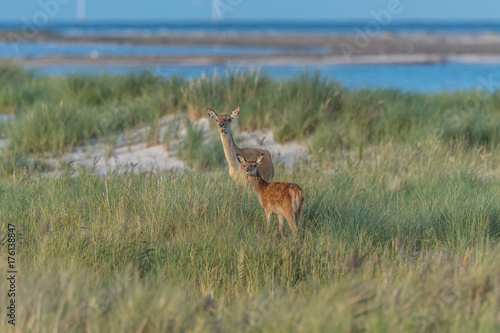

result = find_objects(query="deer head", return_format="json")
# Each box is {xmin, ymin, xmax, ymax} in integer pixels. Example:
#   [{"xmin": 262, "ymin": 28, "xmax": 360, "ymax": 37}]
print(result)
[
  {"xmin": 207, "ymin": 106, "xmax": 240, "ymax": 134},
  {"xmin": 236, "ymin": 153, "xmax": 265, "ymax": 177}
]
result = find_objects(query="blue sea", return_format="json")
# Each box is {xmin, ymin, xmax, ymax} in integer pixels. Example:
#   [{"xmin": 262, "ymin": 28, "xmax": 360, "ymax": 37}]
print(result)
[
  {"xmin": 1, "ymin": 21, "xmax": 500, "ymax": 92},
  {"xmin": 3, "ymin": 21, "xmax": 500, "ymax": 35}
]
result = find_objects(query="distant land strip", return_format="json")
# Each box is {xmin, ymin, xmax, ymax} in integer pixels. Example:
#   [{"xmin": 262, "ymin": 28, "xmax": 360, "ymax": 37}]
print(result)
[
  {"xmin": 6, "ymin": 54, "xmax": 500, "ymax": 67},
  {"xmin": 3, "ymin": 54, "xmax": 451, "ymax": 67},
  {"xmin": 3, "ymin": 32, "xmax": 500, "ymax": 66}
]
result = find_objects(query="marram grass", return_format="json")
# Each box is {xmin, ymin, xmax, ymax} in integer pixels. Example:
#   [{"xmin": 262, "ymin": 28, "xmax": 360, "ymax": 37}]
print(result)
[
  {"xmin": 3, "ymin": 63, "xmax": 500, "ymax": 157},
  {"xmin": 2, "ymin": 63, "xmax": 500, "ymax": 331},
  {"xmin": 2, "ymin": 136, "xmax": 500, "ymax": 331}
]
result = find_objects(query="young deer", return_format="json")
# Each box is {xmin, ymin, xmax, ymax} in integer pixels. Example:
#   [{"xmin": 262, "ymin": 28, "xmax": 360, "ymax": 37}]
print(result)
[
  {"xmin": 237, "ymin": 153, "xmax": 304, "ymax": 237},
  {"xmin": 207, "ymin": 106, "xmax": 274, "ymax": 186}
]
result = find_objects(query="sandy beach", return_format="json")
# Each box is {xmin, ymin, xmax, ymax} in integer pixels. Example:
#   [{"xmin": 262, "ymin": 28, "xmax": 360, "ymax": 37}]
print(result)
[{"xmin": 3, "ymin": 31, "xmax": 500, "ymax": 66}]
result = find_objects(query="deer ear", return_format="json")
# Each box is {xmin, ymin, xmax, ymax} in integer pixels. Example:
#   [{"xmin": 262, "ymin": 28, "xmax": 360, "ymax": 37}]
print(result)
[
  {"xmin": 256, "ymin": 154, "xmax": 265, "ymax": 165},
  {"xmin": 207, "ymin": 108, "xmax": 218, "ymax": 120},
  {"xmin": 229, "ymin": 106, "xmax": 240, "ymax": 119},
  {"xmin": 236, "ymin": 154, "xmax": 246, "ymax": 164}
]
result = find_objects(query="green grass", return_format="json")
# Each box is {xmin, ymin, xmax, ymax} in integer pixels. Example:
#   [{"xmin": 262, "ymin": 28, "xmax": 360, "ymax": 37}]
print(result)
[
  {"xmin": 2, "ymin": 64, "xmax": 500, "ymax": 331},
  {"xmin": 171, "ymin": 118, "xmax": 226, "ymax": 170},
  {"xmin": 3, "ymin": 63, "xmax": 500, "ymax": 158},
  {"xmin": 2, "ymin": 135, "xmax": 500, "ymax": 331}
]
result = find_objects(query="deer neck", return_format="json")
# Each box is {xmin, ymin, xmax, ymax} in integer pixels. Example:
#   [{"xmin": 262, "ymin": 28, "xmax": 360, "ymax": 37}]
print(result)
[
  {"xmin": 220, "ymin": 128, "xmax": 241, "ymax": 169},
  {"xmin": 247, "ymin": 172, "xmax": 268, "ymax": 196}
]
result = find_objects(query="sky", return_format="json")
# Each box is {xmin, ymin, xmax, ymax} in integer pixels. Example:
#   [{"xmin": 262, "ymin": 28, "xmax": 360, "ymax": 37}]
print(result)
[{"xmin": 1, "ymin": 0, "xmax": 500, "ymax": 23}]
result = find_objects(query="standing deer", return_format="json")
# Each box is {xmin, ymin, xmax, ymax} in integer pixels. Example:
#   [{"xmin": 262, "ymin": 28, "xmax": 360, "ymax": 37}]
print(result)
[
  {"xmin": 207, "ymin": 106, "xmax": 274, "ymax": 186},
  {"xmin": 237, "ymin": 153, "xmax": 304, "ymax": 237}
]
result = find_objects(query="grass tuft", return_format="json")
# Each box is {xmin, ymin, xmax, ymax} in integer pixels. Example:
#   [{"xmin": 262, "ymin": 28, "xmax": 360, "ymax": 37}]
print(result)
[{"xmin": 3, "ymin": 65, "xmax": 500, "ymax": 331}]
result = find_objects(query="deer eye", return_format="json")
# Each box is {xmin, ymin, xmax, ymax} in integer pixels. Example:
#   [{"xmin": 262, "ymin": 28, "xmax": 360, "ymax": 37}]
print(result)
[{"xmin": 253, "ymin": 164, "xmax": 257, "ymax": 167}]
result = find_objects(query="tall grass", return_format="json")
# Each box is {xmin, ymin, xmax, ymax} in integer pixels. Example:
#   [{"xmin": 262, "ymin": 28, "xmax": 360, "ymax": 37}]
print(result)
[
  {"xmin": 3, "ymin": 63, "xmax": 500, "ymax": 157},
  {"xmin": 164, "ymin": 118, "xmax": 226, "ymax": 170},
  {"xmin": 2, "ymin": 248, "xmax": 499, "ymax": 332},
  {"xmin": 2, "ymin": 64, "xmax": 500, "ymax": 331},
  {"xmin": 2, "ymin": 136, "xmax": 500, "ymax": 331}
]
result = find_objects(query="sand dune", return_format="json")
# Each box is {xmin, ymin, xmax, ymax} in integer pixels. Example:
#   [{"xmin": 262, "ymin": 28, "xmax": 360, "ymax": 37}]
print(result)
[{"xmin": 37, "ymin": 115, "xmax": 311, "ymax": 176}]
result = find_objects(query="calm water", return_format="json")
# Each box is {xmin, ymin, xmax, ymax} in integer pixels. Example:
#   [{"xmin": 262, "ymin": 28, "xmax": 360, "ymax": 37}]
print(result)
[
  {"xmin": 0, "ymin": 42, "xmax": 325, "ymax": 58},
  {"xmin": 2, "ymin": 22, "xmax": 500, "ymax": 92},
  {"xmin": 3, "ymin": 21, "xmax": 500, "ymax": 35},
  {"xmin": 30, "ymin": 62, "xmax": 500, "ymax": 93}
]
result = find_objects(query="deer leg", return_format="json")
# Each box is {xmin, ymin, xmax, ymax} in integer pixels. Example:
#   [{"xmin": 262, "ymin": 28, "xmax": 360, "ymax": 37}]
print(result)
[
  {"xmin": 266, "ymin": 212, "xmax": 273, "ymax": 234},
  {"xmin": 284, "ymin": 210, "xmax": 298, "ymax": 236},
  {"xmin": 278, "ymin": 215, "xmax": 286, "ymax": 239}
]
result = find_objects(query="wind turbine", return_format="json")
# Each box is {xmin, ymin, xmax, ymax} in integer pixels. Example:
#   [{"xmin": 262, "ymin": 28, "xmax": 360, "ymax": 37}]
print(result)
[
  {"xmin": 77, "ymin": 0, "xmax": 86, "ymax": 23},
  {"xmin": 212, "ymin": 0, "xmax": 222, "ymax": 22}
]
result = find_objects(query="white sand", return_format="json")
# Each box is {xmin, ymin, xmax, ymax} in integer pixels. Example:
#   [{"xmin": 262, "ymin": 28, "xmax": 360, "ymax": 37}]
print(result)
[
  {"xmin": 1, "ymin": 112, "xmax": 310, "ymax": 174},
  {"xmin": 57, "ymin": 142, "xmax": 187, "ymax": 176},
  {"xmin": 50, "ymin": 114, "xmax": 310, "ymax": 175},
  {"xmin": 234, "ymin": 128, "xmax": 309, "ymax": 166}
]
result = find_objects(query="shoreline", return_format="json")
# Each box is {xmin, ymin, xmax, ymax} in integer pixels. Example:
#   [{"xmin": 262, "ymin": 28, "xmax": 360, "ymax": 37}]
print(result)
[
  {"xmin": 3, "ymin": 31, "xmax": 500, "ymax": 49},
  {"xmin": 8, "ymin": 53, "xmax": 500, "ymax": 67},
  {"xmin": 8, "ymin": 54, "xmax": 441, "ymax": 67},
  {"xmin": 3, "ymin": 32, "xmax": 500, "ymax": 66}
]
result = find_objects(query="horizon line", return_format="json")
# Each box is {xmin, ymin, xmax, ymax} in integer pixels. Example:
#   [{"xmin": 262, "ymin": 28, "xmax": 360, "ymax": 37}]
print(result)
[{"xmin": 1, "ymin": 18, "xmax": 500, "ymax": 26}]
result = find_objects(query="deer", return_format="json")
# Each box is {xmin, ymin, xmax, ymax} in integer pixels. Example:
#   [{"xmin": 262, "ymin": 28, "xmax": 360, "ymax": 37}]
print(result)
[
  {"xmin": 237, "ymin": 153, "xmax": 304, "ymax": 238},
  {"xmin": 207, "ymin": 106, "xmax": 274, "ymax": 186}
]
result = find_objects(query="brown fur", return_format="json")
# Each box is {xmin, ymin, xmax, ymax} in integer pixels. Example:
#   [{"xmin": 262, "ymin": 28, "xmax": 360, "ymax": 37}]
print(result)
[
  {"xmin": 207, "ymin": 106, "xmax": 274, "ymax": 186},
  {"xmin": 237, "ymin": 153, "xmax": 304, "ymax": 237}
]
